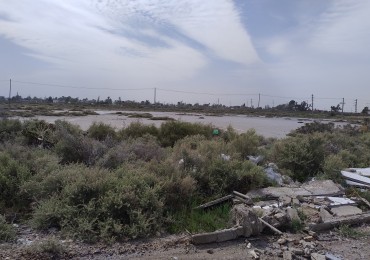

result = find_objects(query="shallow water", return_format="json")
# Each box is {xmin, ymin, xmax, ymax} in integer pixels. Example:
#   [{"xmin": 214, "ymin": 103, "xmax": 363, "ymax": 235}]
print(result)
[{"xmin": 23, "ymin": 110, "xmax": 321, "ymax": 138}]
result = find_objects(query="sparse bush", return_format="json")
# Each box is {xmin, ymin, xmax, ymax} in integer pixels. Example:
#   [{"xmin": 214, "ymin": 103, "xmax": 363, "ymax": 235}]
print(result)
[{"xmin": 26, "ymin": 238, "xmax": 67, "ymax": 259}]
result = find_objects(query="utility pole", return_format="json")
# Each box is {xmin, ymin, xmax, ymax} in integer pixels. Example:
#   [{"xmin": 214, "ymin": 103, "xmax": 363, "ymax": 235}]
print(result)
[
  {"xmin": 8, "ymin": 78, "xmax": 12, "ymax": 107},
  {"xmin": 257, "ymin": 93, "xmax": 260, "ymax": 108},
  {"xmin": 154, "ymin": 88, "xmax": 156, "ymax": 104},
  {"xmin": 251, "ymin": 98, "xmax": 253, "ymax": 108},
  {"xmin": 341, "ymin": 98, "xmax": 345, "ymax": 113},
  {"xmin": 355, "ymin": 99, "xmax": 358, "ymax": 113},
  {"xmin": 311, "ymin": 94, "xmax": 314, "ymax": 113}
]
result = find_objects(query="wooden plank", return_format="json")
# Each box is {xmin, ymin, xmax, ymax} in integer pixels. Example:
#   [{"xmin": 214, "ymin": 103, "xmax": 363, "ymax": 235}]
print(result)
[
  {"xmin": 258, "ymin": 217, "xmax": 283, "ymax": 235},
  {"xmin": 233, "ymin": 191, "xmax": 253, "ymax": 205},
  {"xmin": 194, "ymin": 194, "xmax": 234, "ymax": 209}
]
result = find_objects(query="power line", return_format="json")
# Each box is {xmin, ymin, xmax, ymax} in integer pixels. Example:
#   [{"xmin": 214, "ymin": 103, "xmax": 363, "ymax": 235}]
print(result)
[
  {"xmin": 157, "ymin": 88, "xmax": 258, "ymax": 96},
  {"xmin": 12, "ymin": 80, "xmax": 152, "ymax": 91}
]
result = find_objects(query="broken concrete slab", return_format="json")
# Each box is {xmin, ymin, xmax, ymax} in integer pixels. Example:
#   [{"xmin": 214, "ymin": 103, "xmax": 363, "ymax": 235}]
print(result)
[
  {"xmin": 331, "ymin": 205, "xmax": 362, "ymax": 217},
  {"xmin": 231, "ymin": 204, "xmax": 264, "ymax": 237},
  {"xmin": 247, "ymin": 180, "xmax": 344, "ymax": 199},
  {"xmin": 309, "ymin": 212, "xmax": 370, "ymax": 232},
  {"xmin": 191, "ymin": 226, "xmax": 244, "ymax": 244}
]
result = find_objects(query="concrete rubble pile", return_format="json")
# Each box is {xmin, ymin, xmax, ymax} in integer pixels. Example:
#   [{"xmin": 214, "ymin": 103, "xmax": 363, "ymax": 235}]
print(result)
[{"xmin": 191, "ymin": 177, "xmax": 370, "ymax": 259}]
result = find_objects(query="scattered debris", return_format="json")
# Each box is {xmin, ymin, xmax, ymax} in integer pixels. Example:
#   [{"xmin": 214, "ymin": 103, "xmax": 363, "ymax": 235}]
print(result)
[
  {"xmin": 194, "ymin": 194, "xmax": 233, "ymax": 210},
  {"xmin": 342, "ymin": 169, "xmax": 370, "ymax": 187},
  {"xmin": 190, "ymin": 169, "xmax": 370, "ymax": 260},
  {"xmin": 247, "ymin": 155, "xmax": 264, "ymax": 165},
  {"xmin": 264, "ymin": 163, "xmax": 283, "ymax": 186}
]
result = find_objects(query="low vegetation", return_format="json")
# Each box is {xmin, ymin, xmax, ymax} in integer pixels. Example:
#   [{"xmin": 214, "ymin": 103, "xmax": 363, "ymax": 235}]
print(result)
[{"xmin": 0, "ymin": 118, "xmax": 369, "ymax": 243}]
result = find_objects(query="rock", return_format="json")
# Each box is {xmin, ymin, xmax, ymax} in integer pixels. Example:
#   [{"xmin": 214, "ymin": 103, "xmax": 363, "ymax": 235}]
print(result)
[
  {"xmin": 304, "ymin": 236, "xmax": 315, "ymax": 242},
  {"xmin": 247, "ymin": 242, "xmax": 252, "ymax": 249},
  {"xmin": 274, "ymin": 212, "xmax": 287, "ymax": 224},
  {"xmin": 286, "ymin": 207, "xmax": 301, "ymax": 222},
  {"xmin": 319, "ymin": 207, "xmax": 333, "ymax": 222},
  {"xmin": 282, "ymin": 251, "xmax": 292, "ymax": 260},
  {"xmin": 231, "ymin": 204, "xmax": 264, "ymax": 236},
  {"xmin": 304, "ymin": 247, "xmax": 311, "ymax": 256},
  {"xmin": 311, "ymin": 253, "xmax": 326, "ymax": 260},
  {"xmin": 207, "ymin": 249, "xmax": 214, "ymax": 254},
  {"xmin": 292, "ymin": 198, "xmax": 300, "ymax": 206},
  {"xmin": 331, "ymin": 205, "xmax": 362, "ymax": 217},
  {"xmin": 249, "ymin": 249, "xmax": 259, "ymax": 259},
  {"xmin": 281, "ymin": 196, "xmax": 292, "ymax": 206},
  {"xmin": 325, "ymin": 253, "xmax": 342, "ymax": 260},
  {"xmin": 289, "ymin": 247, "xmax": 304, "ymax": 255}
]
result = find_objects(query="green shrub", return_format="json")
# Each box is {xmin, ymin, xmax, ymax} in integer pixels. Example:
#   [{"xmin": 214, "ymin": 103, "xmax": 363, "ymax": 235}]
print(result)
[
  {"xmin": 118, "ymin": 122, "xmax": 159, "ymax": 139},
  {"xmin": 0, "ymin": 119, "xmax": 22, "ymax": 142},
  {"xmin": 87, "ymin": 122, "xmax": 117, "ymax": 141},
  {"xmin": 159, "ymin": 121, "xmax": 213, "ymax": 147},
  {"xmin": 30, "ymin": 164, "xmax": 165, "ymax": 242},
  {"xmin": 55, "ymin": 129, "xmax": 106, "ymax": 166},
  {"xmin": 229, "ymin": 129, "xmax": 262, "ymax": 159},
  {"xmin": 22, "ymin": 119, "xmax": 55, "ymax": 146},
  {"xmin": 98, "ymin": 136, "xmax": 165, "ymax": 169},
  {"xmin": 270, "ymin": 134, "xmax": 325, "ymax": 182},
  {"xmin": 0, "ymin": 215, "xmax": 16, "ymax": 242},
  {"xmin": 0, "ymin": 152, "xmax": 31, "ymax": 209}
]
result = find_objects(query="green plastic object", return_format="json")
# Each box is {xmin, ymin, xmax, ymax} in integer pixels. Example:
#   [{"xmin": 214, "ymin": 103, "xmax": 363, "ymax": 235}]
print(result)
[{"xmin": 212, "ymin": 129, "xmax": 219, "ymax": 136}]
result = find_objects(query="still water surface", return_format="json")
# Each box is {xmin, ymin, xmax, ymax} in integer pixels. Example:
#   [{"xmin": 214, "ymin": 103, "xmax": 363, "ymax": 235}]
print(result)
[{"xmin": 30, "ymin": 110, "xmax": 330, "ymax": 138}]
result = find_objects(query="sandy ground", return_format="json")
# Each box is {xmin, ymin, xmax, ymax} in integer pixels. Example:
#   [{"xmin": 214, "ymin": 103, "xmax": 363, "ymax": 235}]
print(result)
[{"xmin": 2, "ymin": 225, "xmax": 370, "ymax": 259}]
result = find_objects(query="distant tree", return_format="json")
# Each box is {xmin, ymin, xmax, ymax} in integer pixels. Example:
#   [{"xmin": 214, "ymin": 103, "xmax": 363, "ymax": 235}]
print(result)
[
  {"xmin": 288, "ymin": 100, "xmax": 297, "ymax": 110},
  {"xmin": 362, "ymin": 106, "xmax": 369, "ymax": 114},
  {"xmin": 105, "ymin": 96, "xmax": 112, "ymax": 105},
  {"xmin": 331, "ymin": 104, "xmax": 341, "ymax": 113},
  {"xmin": 296, "ymin": 101, "xmax": 310, "ymax": 111}
]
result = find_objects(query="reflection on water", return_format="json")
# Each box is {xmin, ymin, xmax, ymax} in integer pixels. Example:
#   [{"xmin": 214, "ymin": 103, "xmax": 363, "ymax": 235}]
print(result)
[{"xmin": 18, "ymin": 110, "xmax": 338, "ymax": 138}]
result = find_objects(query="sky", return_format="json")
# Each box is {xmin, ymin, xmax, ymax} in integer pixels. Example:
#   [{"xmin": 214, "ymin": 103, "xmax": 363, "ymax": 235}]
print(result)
[{"xmin": 0, "ymin": 0, "xmax": 370, "ymax": 111}]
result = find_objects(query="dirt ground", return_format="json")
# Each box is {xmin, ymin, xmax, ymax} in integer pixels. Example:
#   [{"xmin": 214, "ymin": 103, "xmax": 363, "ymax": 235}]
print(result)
[{"xmin": 1, "ymin": 224, "xmax": 370, "ymax": 259}]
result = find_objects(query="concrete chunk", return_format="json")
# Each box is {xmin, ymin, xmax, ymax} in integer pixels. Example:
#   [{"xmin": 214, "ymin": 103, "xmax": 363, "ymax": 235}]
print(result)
[{"xmin": 331, "ymin": 205, "xmax": 362, "ymax": 217}]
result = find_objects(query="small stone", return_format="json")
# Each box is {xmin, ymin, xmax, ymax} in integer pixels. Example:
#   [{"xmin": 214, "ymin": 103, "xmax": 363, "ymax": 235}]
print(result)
[
  {"xmin": 282, "ymin": 251, "xmax": 292, "ymax": 260},
  {"xmin": 249, "ymin": 249, "xmax": 259, "ymax": 259},
  {"xmin": 304, "ymin": 247, "xmax": 311, "ymax": 256},
  {"xmin": 311, "ymin": 253, "xmax": 326, "ymax": 260},
  {"xmin": 304, "ymin": 236, "xmax": 314, "ymax": 242},
  {"xmin": 289, "ymin": 247, "xmax": 304, "ymax": 255},
  {"xmin": 247, "ymin": 242, "xmax": 252, "ymax": 249},
  {"xmin": 277, "ymin": 238, "xmax": 287, "ymax": 245},
  {"xmin": 207, "ymin": 249, "xmax": 214, "ymax": 254}
]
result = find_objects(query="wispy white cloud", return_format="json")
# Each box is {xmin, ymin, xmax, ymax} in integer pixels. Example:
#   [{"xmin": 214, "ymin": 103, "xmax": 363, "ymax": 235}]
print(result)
[{"xmin": 0, "ymin": 0, "xmax": 259, "ymax": 89}]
